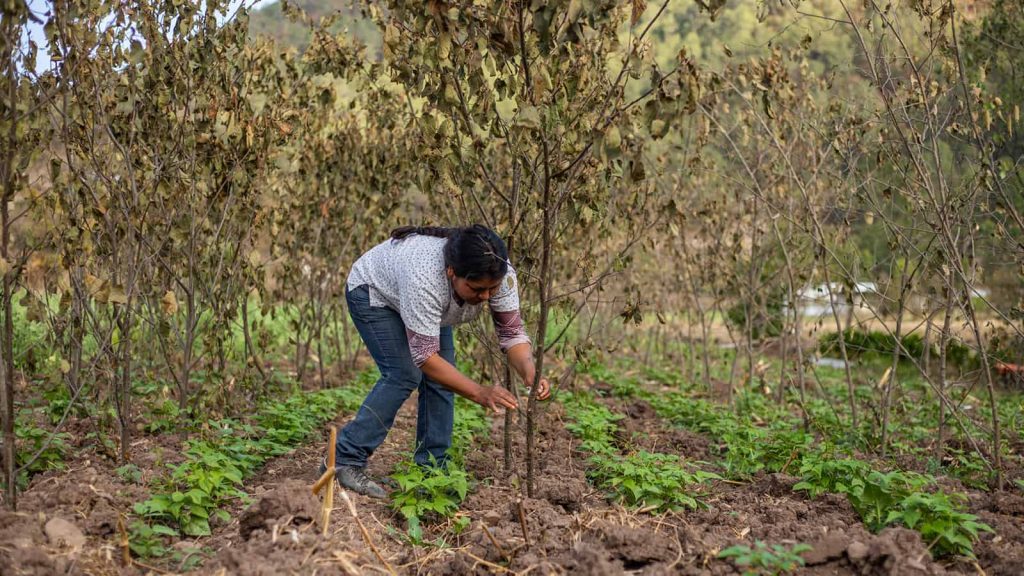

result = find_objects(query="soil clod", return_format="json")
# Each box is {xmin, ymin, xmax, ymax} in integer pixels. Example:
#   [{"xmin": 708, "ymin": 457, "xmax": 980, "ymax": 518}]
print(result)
[{"xmin": 238, "ymin": 479, "xmax": 319, "ymax": 540}]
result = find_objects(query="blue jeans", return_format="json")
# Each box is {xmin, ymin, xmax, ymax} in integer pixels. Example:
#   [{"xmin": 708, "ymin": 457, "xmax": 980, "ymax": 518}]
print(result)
[{"xmin": 336, "ymin": 285, "xmax": 456, "ymax": 468}]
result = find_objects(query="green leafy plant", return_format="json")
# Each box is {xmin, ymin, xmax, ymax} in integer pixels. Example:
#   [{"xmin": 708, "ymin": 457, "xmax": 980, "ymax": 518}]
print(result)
[
  {"xmin": 387, "ymin": 398, "xmax": 488, "ymax": 542},
  {"xmin": 721, "ymin": 426, "xmax": 813, "ymax": 479},
  {"xmin": 389, "ymin": 460, "xmax": 470, "ymax": 542},
  {"xmin": 719, "ymin": 541, "xmax": 812, "ymax": 575},
  {"xmin": 794, "ymin": 456, "xmax": 873, "ymax": 498},
  {"xmin": 587, "ymin": 451, "xmax": 719, "ymax": 511},
  {"xmin": 562, "ymin": 394, "xmax": 623, "ymax": 455},
  {"xmin": 819, "ymin": 330, "xmax": 926, "ymax": 361},
  {"xmin": 128, "ymin": 520, "xmax": 176, "ymax": 559},
  {"xmin": 845, "ymin": 470, "xmax": 933, "ymax": 532},
  {"xmin": 117, "ymin": 463, "xmax": 143, "ymax": 485},
  {"xmin": 448, "ymin": 400, "xmax": 488, "ymax": 464},
  {"xmin": 886, "ymin": 492, "xmax": 993, "ymax": 557},
  {"xmin": 141, "ymin": 398, "xmax": 182, "ymax": 435},
  {"xmin": 11, "ymin": 411, "xmax": 70, "ymax": 489},
  {"xmin": 794, "ymin": 454, "xmax": 989, "ymax": 557},
  {"xmin": 133, "ymin": 373, "xmax": 374, "ymax": 542},
  {"xmin": 941, "ymin": 448, "xmax": 991, "ymax": 490}
]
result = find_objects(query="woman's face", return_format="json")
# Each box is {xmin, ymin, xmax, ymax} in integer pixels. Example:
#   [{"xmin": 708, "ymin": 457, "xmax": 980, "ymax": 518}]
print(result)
[{"xmin": 447, "ymin": 267, "xmax": 502, "ymax": 305}]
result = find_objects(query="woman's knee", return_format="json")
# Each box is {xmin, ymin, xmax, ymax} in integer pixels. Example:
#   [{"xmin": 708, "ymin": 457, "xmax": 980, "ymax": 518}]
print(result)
[{"xmin": 380, "ymin": 365, "xmax": 422, "ymax": 392}]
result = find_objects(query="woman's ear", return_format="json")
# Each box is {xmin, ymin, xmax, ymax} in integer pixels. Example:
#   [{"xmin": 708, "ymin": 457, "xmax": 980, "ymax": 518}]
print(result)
[{"xmin": 446, "ymin": 266, "xmax": 455, "ymax": 280}]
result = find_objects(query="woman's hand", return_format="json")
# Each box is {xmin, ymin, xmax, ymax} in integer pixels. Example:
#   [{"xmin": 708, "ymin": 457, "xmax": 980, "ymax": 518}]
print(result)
[
  {"xmin": 507, "ymin": 344, "xmax": 551, "ymax": 402},
  {"xmin": 474, "ymin": 385, "xmax": 519, "ymax": 412},
  {"xmin": 527, "ymin": 376, "xmax": 551, "ymax": 401}
]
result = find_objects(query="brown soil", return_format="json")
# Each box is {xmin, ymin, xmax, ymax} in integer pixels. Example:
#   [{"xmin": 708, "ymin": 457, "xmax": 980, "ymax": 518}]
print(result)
[{"xmin": 2, "ymin": 373, "xmax": 1021, "ymax": 575}]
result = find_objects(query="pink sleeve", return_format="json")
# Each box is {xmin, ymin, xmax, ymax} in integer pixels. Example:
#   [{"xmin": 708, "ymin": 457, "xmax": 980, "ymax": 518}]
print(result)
[
  {"xmin": 407, "ymin": 330, "xmax": 441, "ymax": 367},
  {"xmin": 492, "ymin": 310, "xmax": 531, "ymax": 352}
]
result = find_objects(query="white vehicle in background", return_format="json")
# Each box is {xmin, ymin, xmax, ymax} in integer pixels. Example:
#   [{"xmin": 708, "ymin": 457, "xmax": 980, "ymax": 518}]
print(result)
[{"xmin": 788, "ymin": 281, "xmax": 879, "ymax": 318}]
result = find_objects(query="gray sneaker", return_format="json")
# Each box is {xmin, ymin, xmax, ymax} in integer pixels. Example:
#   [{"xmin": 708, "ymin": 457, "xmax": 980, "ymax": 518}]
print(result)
[
  {"xmin": 337, "ymin": 465, "xmax": 388, "ymax": 499},
  {"xmin": 319, "ymin": 458, "xmax": 387, "ymax": 499}
]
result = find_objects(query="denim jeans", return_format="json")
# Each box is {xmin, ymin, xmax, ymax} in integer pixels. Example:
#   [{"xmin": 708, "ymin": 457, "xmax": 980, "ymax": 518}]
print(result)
[{"xmin": 336, "ymin": 285, "xmax": 456, "ymax": 468}]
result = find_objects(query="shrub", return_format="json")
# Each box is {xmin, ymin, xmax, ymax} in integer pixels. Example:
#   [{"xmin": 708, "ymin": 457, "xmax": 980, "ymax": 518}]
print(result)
[{"xmin": 818, "ymin": 329, "xmax": 925, "ymax": 360}]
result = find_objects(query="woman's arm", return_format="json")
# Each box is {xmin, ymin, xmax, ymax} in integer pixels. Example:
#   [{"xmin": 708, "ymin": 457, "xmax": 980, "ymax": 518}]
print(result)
[
  {"xmin": 420, "ymin": 353, "xmax": 519, "ymax": 411},
  {"xmin": 506, "ymin": 343, "xmax": 551, "ymax": 400}
]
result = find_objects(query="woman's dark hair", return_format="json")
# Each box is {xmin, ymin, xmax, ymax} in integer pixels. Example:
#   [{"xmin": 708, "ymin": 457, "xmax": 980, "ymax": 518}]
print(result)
[{"xmin": 390, "ymin": 224, "xmax": 509, "ymax": 280}]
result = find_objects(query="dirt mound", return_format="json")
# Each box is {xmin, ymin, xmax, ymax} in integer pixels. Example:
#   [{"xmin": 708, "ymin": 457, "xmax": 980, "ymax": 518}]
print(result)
[
  {"xmin": 803, "ymin": 528, "xmax": 945, "ymax": 575},
  {"xmin": 550, "ymin": 541, "xmax": 624, "ymax": 575},
  {"xmin": 238, "ymin": 479, "xmax": 320, "ymax": 540},
  {"xmin": 0, "ymin": 511, "xmax": 75, "ymax": 575},
  {"xmin": 215, "ymin": 533, "xmax": 349, "ymax": 576},
  {"xmin": 539, "ymin": 475, "xmax": 589, "ymax": 513},
  {"xmin": 585, "ymin": 521, "xmax": 678, "ymax": 569},
  {"xmin": 971, "ymin": 490, "xmax": 1024, "ymax": 575},
  {"xmin": 983, "ymin": 491, "xmax": 1024, "ymax": 517}
]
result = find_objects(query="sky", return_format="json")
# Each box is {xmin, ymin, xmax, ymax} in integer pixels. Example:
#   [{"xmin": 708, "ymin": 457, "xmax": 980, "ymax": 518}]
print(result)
[{"xmin": 20, "ymin": 0, "xmax": 278, "ymax": 74}]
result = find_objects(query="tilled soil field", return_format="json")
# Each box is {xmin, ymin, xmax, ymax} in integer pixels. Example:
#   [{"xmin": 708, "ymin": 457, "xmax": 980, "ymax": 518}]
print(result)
[{"xmin": 2, "ymin": 374, "xmax": 1022, "ymax": 575}]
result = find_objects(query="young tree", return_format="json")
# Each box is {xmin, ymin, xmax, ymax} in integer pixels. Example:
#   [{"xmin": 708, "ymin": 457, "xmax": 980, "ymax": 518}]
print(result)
[
  {"xmin": 372, "ymin": 0, "xmax": 706, "ymax": 494},
  {"xmin": 1, "ymin": 1, "xmax": 53, "ymax": 507}
]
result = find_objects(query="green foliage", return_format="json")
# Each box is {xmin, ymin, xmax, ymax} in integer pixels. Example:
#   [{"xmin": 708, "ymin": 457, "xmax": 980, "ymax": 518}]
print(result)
[
  {"xmin": 939, "ymin": 448, "xmax": 991, "ymax": 490},
  {"xmin": 819, "ymin": 330, "xmax": 927, "ymax": 361},
  {"xmin": 42, "ymin": 385, "xmax": 79, "ymax": 425},
  {"xmin": 562, "ymin": 391, "xmax": 718, "ymax": 511},
  {"xmin": 641, "ymin": 389, "xmax": 809, "ymax": 480},
  {"xmin": 134, "ymin": 438, "xmax": 246, "ymax": 537},
  {"xmin": 117, "ymin": 463, "xmax": 143, "ymax": 485},
  {"xmin": 794, "ymin": 453, "xmax": 991, "ymax": 557},
  {"xmin": 842, "ymin": 470, "xmax": 934, "ymax": 532},
  {"xmin": 721, "ymin": 425, "xmax": 813, "ymax": 479},
  {"xmin": 12, "ymin": 410, "xmax": 70, "ymax": 489},
  {"xmin": 886, "ymin": 492, "xmax": 993, "ymax": 558},
  {"xmin": 389, "ymin": 460, "xmax": 470, "ymax": 542},
  {"xmin": 648, "ymin": 393, "xmax": 737, "ymax": 438},
  {"xmin": 10, "ymin": 289, "xmax": 54, "ymax": 375},
  {"xmin": 718, "ymin": 541, "xmax": 811, "ymax": 576},
  {"xmin": 562, "ymin": 394, "xmax": 623, "ymax": 455},
  {"xmin": 587, "ymin": 451, "xmax": 718, "ymax": 511},
  {"xmin": 128, "ymin": 520, "xmax": 175, "ymax": 559},
  {"xmin": 448, "ymin": 399, "xmax": 488, "ymax": 464},
  {"xmin": 140, "ymin": 398, "xmax": 182, "ymax": 435},
  {"xmin": 794, "ymin": 456, "xmax": 873, "ymax": 498},
  {"xmin": 132, "ymin": 372, "xmax": 372, "ymax": 546},
  {"xmin": 388, "ymin": 398, "xmax": 487, "ymax": 542}
]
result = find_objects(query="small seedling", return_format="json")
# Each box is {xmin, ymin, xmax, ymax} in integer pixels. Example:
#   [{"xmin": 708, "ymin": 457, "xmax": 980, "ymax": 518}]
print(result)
[
  {"xmin": 116, "ymin": 463, "xmax": 143, "ymax": 485},
  {"xmin": 718, "ymin": 541, "xmax": 811, "ymax": 575}
]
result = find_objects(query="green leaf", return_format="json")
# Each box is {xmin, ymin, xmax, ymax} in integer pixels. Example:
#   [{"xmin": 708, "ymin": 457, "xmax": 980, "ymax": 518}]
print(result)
[{"xmin": 151, "ymin": 524, "xmax": 179, "ymax": 537}]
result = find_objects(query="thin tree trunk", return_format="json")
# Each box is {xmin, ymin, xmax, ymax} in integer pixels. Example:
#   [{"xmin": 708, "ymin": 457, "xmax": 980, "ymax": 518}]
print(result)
[
  {"xmin": 526, "ymin": 137, "xmax": 553, "ymax": 498},
  {"xmin": 822, "ymin": 264, "xmax": 857, "ymax": 429},
  {"xmin": 116, "ymin": 307, "xmax": 133, "ymax": 464},
  {"xmin": 962, "ymin": 283, "xmax": 1004, "ymax": 489},
  {"xmin": 1, "ymin": 30, "xmax": 18, "ymax": 507},
  {"xmin": 880, "ymin": 282, "xmax": 908, "ymax": 457},
  {"xmin": 771, "ymin": 218, "xmax": 807, "ymax": 426},
  {"xmin": 935, "ymin": 282, "xmax": 954, "ymax": 463}
]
